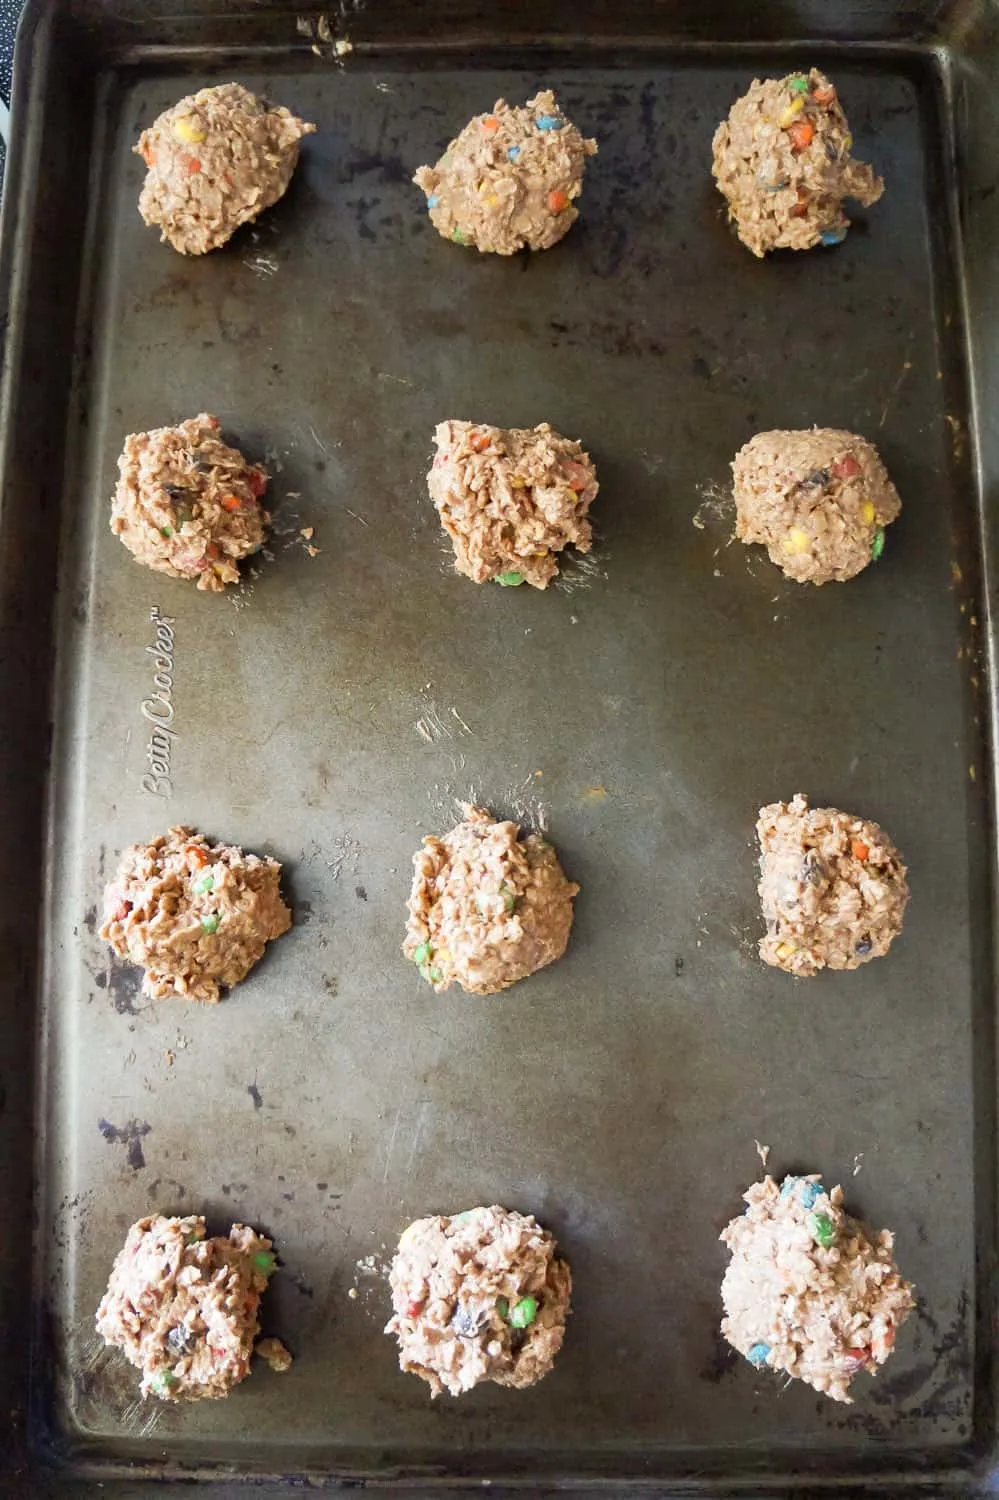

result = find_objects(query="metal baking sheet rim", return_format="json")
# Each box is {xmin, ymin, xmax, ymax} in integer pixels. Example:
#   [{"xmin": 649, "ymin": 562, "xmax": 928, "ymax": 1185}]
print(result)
[{"xmin": 0, "ymin": 0, "xmax": 997, "ymax": 1495}]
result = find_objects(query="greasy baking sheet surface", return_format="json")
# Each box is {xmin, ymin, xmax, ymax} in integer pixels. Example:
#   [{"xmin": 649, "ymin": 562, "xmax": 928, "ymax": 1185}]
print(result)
[{"xmin": 35, "ymin": 46, "xmax": 987, "ymax": 1483}]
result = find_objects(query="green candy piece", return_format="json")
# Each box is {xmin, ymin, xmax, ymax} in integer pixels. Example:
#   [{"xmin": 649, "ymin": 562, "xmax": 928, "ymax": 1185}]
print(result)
[
  {"xmin": 871, "ymin": 527, "xmax": 886, "ymax": 562},
  {"xmin": 808, "ymin": 1211, "xmax": 837, "ymax": 1248},
  {"xmin": 412, "ymin": 941, "xmax": 432, "ymax": 965},
  {"xmin": 160, "ymin": 526, "xmax": 173, "ymax": 538},
  {"xmin": 509, "ymin": 1296, "xmax": 538, "ymax": 1328},
  {"xmin": 150, "ymin": 1368, "xmax": 177, "ymax": 1397},
  {"xmin": 452, "ymin": 227, "xmax": 469, "ymax": 245},
  {"xmin": 495, "ymin": 1296, "xmax": 510, "ymax": 1319},
  {"xmin": 419, "ymin": 963, "xmax": 443, "ymax": 984},
  {"xmin": 184, "ymin": 1229, "xmax": 202, "ymax": 1246},
  {"xmin": 200, "ymin": 914, "xmax": 219, "ymax": 935},
  {"xmin": 494, "ymin": 571, "xmax": 524, "ymax": 587},
  {"xmin": 253, "ymin": 1250, "xmax": 277, "ymax": 1275},
  {"xmin": 192, "ymin": 871, "xmax": 214, "ymax": 894},
  {"xmin": 788, "ymin": 75, "xmax": 810, "ymax": 93},
  {"xmin": 501, "ymin": 884, "xmax": 517, "ymax": 914}
]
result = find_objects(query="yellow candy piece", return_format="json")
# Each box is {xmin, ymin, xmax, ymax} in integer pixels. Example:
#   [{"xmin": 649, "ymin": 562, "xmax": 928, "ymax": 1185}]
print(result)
[
  {"xmin": 776, "ymin": 942, "xmax": 797, "ymax": 960},
  {"xmin": 778, "ymin": 97, "xmax": 805, "ymax": 128},
  {"xmin": 509, "ymin": 476, "xmax": 526, "ymax": 488},
  {"xmin": 172, "ymin": 115, "xmax": 207, "ymax": 145},
  {"xmin": 861, "ymin": 501, "xmax": 876, "ymax": 524},
  {"xmin": 843, "ymin": 132, "xmax": 853, "ymax": 150},
  {"xmin": 783, "ymin": 527, "xmax": 810, "ymax": 554}
]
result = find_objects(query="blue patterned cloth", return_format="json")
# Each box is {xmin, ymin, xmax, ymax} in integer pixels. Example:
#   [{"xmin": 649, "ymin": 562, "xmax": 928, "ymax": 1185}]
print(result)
[{"xmin": 0, "ymin": 0, "xmax": 24, "ymax": 189}]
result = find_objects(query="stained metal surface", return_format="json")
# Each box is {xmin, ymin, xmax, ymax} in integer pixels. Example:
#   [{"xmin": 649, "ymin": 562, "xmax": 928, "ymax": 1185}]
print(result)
[{"xmin": 1, "ymin": 0, "xmax": 996, "ymax": 1492}]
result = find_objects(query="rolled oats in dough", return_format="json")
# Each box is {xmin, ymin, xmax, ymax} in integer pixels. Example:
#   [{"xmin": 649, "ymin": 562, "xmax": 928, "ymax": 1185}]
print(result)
[
  {"xmin": 404, "ymin": 804, "xmax": 578, "ymax": 995},
  {"xmin": 111, "ymin": 413, "xmax": 270, "ymax": 591},
  {"xmin": 720, "ymin": 1174, "xmax": 915, "ymax": 1403},
  {"xmin": 100, "ymin": 825, "xmax": 292, "ymax": 1002},
  {"xmin": 136, "ymin": 82, "xmax": 315, "ymax": 255},
  {"xmin": 413, "ymin": 90, "xmax": 597, "ymax": 254},
  {"xmin": 712, "ymin": 69, "xmax": 883, "ymax": 257},
  {"xmin": 429, "ymin": 420, "xmax": 598, "ymax": 589},
  {"xmin": 386, "ymin": 1205, "xmax": 572, "ymax": 1397},
  {"xmin": 757, "ymin": 794, "xmax": 908, "ymax": 977},
  {"xmin": 96, "ymin": 1214, "xmax": 290, "ymax": 1401},
  {"xmin": 733, "ymin": 427, "xmax": 901, "ymax": 585}
]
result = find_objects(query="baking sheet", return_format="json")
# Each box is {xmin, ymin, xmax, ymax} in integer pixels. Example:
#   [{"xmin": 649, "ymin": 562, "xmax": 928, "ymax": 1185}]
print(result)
[{"xmin": 2, "ymin": 2, "xmax": 995, "ymax": 1491}]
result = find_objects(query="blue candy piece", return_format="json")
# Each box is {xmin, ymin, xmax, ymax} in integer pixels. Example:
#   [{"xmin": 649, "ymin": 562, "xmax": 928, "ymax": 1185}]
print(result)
[
  {"xmin": 800, "ymin": 1181, "xmax": 824, "ymax": 1209},
  {"xmin": 426, "ymin": 194, "xmax": 439, "ymax": 208},
  {"xmin": 507, "ymin": 145, "xmax": 521, "ymax": 161},
  {"xmin": 780, "ymin": 1176, "xmax": 799, "ymax": 1199},
  {"xmin": 747, "ymin": 1342, "xmax": 771, "ymax": 1368},
  {"xmin": 535, "ymin": 114, "xmax": 562, "ymax": 131},
  {"xmin": 820, "ymin": 224, "xmax": 848, "ymax": 246}
]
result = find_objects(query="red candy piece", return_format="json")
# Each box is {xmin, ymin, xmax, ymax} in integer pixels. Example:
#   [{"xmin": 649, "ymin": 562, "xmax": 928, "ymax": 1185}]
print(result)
[
  {"xmin": 833, "ymin": 453, "xmax": 861, "ymax": 479},
  {"xmin": 404, "ymin": 1298, "xmax": 424, "ymax": 1318}
]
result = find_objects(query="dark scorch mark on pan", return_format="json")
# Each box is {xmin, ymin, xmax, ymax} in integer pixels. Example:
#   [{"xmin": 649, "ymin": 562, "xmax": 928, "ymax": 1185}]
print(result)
[
  {"xmin": 103, "ymin": 954, "xmax": 143, "ymax": 1015},
  {"xmin": 98, "ymin": 1117, "xmax": 151, "ymax": 1171},
  {"xmin": 247, "ymin": 1082, "xmax": 263, "ymax": 1111}
]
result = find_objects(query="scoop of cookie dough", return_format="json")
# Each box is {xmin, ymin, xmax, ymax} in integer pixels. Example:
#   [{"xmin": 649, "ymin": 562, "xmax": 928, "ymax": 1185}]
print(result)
[
  {"xmin": 100, "ymin": 825, "xmax": 292, "ymax": 1002},
  {"xmin": 733, "ymin": 428, "xmax": 900, "ymax": 585},
  {"xmin": 712, "ymin": 69, "xmax": 883, "ymax": 256},
  {"xmin": 757, "ymin": 794, "xmax": 908, "ymax": 976},
  {"xmin": 96, "ymin": 1213, "xmax": 289, "ymax": 1401},
  {"xmin": 110, "ymin": 413, "xmax": 270, "ymax": 591},
  {"xmin": 721, "ymin": 1174, "xmax": 914, "ymax": 1403},
  {"xmin": 429, "ymin": 420, "xmax": 598, "ymax": 588},
  {"xmin": 136, "ymin": 82, "xmax": 315, "ymax": 255},
  {"xmin": 413, "ymin": 89, "xmax": 597, "ymax": 254},
  {"xmin": 404, "ymin": 804, "xmax": 578, "ymax": 995},
  {"xmin": 386, "ymin": 1205, "xmax": 572, "ymax": 1397}
]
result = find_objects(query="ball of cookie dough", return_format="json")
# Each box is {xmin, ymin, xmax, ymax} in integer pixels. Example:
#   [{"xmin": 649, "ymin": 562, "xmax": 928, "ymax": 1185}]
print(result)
[
  {"xmin": 733, "ymin": 428, "xmax": 900, "ymax": 585},
  {"xmin": 712, "ymin": 69, "xmax": 883, "ymax": 257},
  {"xmin": 413, "ymin": 90, "xmax": 597, "ymax": 254},
  {"xmin": 100, "ymin": 825, "xmax": 292, "ymax": 1002},
  {"xmin": 135, "ymin": 82, "xmax": 315, "ymax": 255},
  {"xmin": 757, "ymin": 794, "xmax": 908, "ymax": 977},
  {"xmin": 96, "ymin": 1213, "xmax": 291, "ymax": 1401},
  {"xmin": 110, "ymin": 413, "xmax": 270, "ymax": 592},
  {"xmin": 386, "ymin": 1205, "xmax": 572, "ymax": 1397},
  {"xmin": 720, "ymin": 1174, "xmax": 914, "ymax": 1403},
  {"xmin": 429, "ymin": 420, "xmax": 598, "ymax": 588},
  {"xmin": 404, "ymin": 804, "xmax": 578, "ymax": 995}
]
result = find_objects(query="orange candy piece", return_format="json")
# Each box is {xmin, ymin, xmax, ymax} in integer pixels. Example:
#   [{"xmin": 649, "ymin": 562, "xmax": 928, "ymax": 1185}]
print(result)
[
  {"xmin": 787, "ymin": 119, "xmax": 815, "ymax": 154},
  {"xmin": 851, "ymin": 839, "xmax": 870, "ymax": 861},
  {"xmin": 183, "ymin": 155, "xmax": 202, "ymax": 175},
  {"xmin": 548, "ymin": 188, "xmax": 569, "ymax": 213},
  {"xmin": 469, "ymin": 431, "xmax": 491, "ymax": 453},
  {"xmin": 812, "ymin": 85, "xmax": 837, "ymax": 105},
  {"xmin": 220, "ymin": 494, "xmax": 242, "ymax": 512},
  {"xmin": 481, "ymin": 115, "xmax": 500, "ymax": 131}
]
